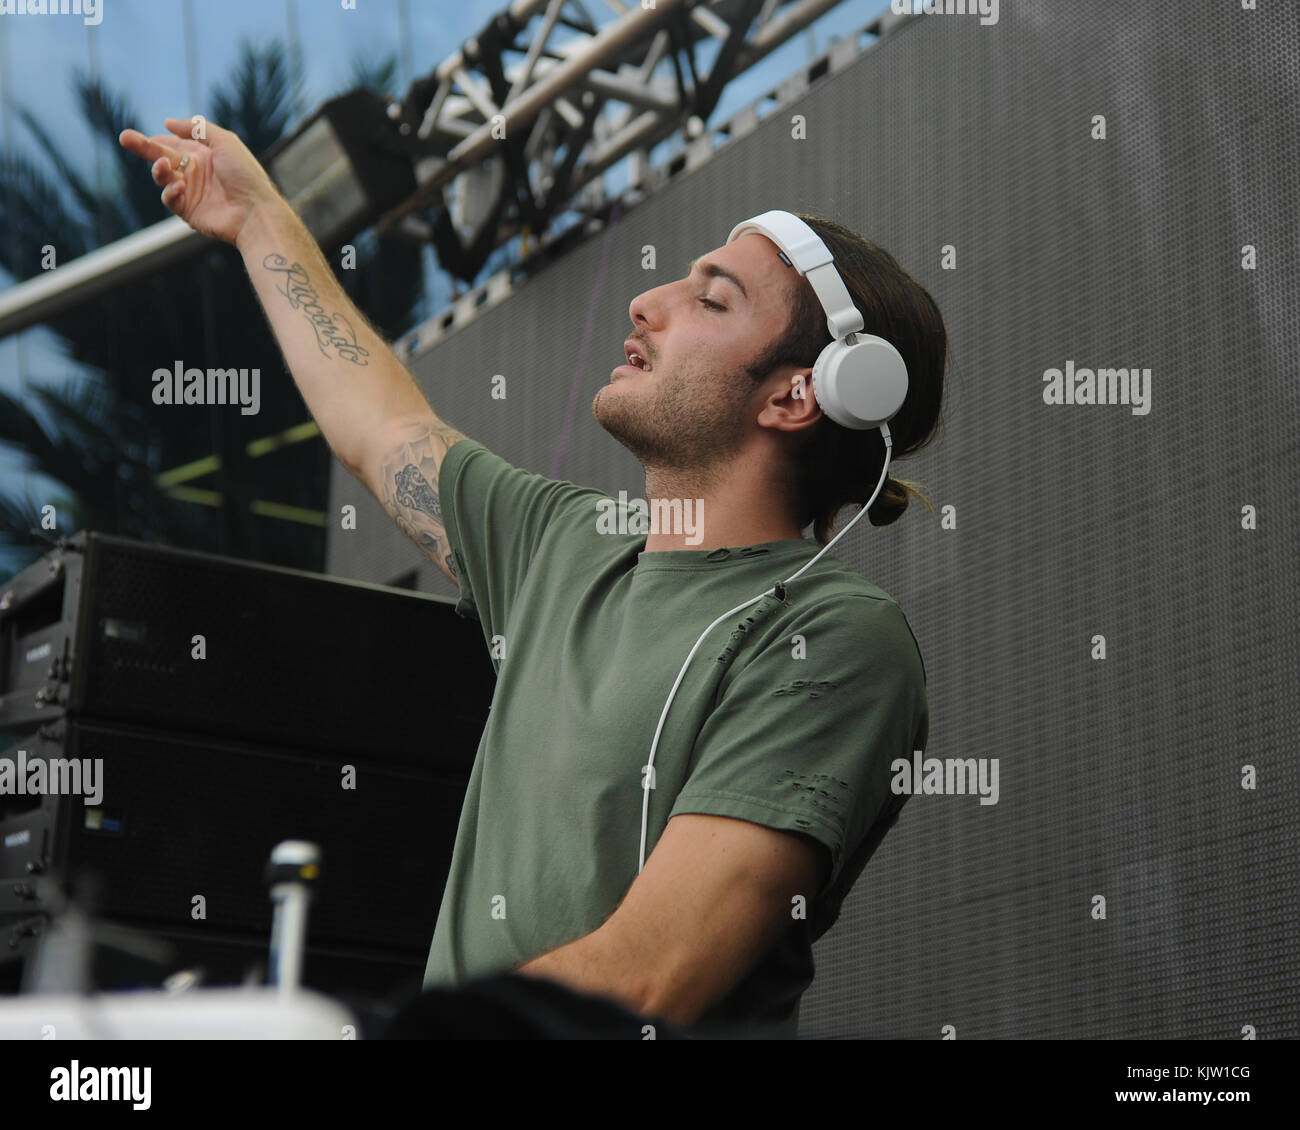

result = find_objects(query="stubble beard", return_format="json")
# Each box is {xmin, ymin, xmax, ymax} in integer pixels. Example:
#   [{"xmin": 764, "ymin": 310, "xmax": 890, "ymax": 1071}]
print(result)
[{"xmin": 593, "ymin": 358, "xmax": 756, "ymax": 482}]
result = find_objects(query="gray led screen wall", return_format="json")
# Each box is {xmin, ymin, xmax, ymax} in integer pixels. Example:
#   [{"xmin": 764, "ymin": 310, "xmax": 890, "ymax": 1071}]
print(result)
[{"xmin": 328, "ymin": 2, "xmax": 1298, "ymax": 1038}]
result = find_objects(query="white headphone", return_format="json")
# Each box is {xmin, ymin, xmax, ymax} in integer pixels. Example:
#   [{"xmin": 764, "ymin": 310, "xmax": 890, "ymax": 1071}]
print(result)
[
  {"xmin": 726, "ymin": 209, "xmax": 909, "ymax": 430},
  {"xmin": 636, "ymin": 210, "xmax": 909, "ymax": 873}
]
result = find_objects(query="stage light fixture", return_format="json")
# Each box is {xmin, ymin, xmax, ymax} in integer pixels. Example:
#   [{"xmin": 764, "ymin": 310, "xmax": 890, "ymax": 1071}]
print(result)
[{"xmin": 262, "ymin": 89, "xmax": 419, "ymax": 250}]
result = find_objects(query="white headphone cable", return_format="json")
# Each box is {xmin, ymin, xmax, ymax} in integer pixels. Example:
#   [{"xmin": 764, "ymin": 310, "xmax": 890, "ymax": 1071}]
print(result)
[{"xmin": 637, "ymin": 422, "xmax": 894, "ymax": 872}]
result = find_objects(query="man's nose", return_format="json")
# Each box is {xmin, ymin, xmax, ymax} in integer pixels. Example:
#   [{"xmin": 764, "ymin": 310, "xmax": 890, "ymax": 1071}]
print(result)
[{"xmin": 629, "ymin": 281, "xmax": 672, "ymax": 328}]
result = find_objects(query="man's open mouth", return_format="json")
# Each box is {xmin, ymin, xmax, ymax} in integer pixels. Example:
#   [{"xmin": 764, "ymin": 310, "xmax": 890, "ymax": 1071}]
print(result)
[{"xmin": 623, "ymin": 341, "xmax": 653, "ymax": 372}]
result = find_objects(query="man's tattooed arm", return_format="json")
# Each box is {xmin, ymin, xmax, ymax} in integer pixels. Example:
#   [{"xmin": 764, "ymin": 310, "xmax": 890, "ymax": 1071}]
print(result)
[
  {"xmin": 261, "ymin": 253, "xmax": 371, "ymax": 366},
  {"xmin": 372, "ymin": 415, "xmax": 468, "ymax": 586}
]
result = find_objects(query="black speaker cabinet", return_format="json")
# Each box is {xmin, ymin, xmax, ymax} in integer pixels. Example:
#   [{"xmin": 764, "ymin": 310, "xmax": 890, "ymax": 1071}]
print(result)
[
  {"xmin": 0, "ymin": 531, "xmax": 494, "ymax": 768},
  {"xmin": 0, "ymin": 719, "xmax": 468, "ymax": 958}
]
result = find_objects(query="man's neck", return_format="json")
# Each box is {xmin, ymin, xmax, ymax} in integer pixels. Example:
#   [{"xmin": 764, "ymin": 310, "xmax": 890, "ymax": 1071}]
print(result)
[{"xmin": 640, "ymin": 463, "xmax": 804, "ymax": 552}]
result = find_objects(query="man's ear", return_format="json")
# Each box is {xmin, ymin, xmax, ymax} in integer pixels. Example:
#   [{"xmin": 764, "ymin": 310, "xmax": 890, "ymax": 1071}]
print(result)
[
  {"xmin": 777, "ymin": 369, "xmax": 821, "ymax": 429},
  {"xmin": 756, "ymin": 368, "xmax": 820, "ymax": 433}
]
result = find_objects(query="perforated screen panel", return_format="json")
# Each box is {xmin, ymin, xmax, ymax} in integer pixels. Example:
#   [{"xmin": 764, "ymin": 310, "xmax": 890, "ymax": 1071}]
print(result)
[{"xmin": 327, "ymin": 1, "xmax": 1299, "ymax": 1037}]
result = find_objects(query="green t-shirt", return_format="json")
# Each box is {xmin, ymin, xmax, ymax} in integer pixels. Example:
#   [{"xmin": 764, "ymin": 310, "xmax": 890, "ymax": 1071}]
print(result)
[{"xmin": 423, "ymin": 440, "xmax": 928, "ymax": 1036}]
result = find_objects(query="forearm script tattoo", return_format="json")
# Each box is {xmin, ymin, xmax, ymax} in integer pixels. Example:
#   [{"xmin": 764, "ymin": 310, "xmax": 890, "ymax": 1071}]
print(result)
[
  {"xmin": 262, "ymin": 253, "xmax": 371, "ymax": 365},
  {"xmin": 378, "ymin": 418, "xmax": 467, "ymax": 585}
]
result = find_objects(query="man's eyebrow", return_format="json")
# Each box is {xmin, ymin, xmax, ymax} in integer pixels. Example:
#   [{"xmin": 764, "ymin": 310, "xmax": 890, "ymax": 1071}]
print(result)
[{"xmin": 685, "ymin": 257, "xmax": 749, "ymax": 301}]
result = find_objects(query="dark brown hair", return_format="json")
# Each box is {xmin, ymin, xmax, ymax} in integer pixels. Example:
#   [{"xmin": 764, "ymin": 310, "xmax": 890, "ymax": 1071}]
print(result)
[{"xmin": 743, "ymin": 213, "xmax": 947, "ymax": 545}]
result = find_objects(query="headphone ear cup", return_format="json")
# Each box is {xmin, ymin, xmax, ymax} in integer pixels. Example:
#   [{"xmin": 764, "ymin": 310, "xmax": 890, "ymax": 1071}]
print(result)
[{"xmin": 812, "ymin": 336, "xmax": 909, "ymax": 430}]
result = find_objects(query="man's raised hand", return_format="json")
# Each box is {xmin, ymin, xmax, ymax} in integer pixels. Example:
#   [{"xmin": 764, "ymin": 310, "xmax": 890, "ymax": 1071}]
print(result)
[{"xmin": 118, "ymin": 117, "xmax": 283, "ymax": 248}]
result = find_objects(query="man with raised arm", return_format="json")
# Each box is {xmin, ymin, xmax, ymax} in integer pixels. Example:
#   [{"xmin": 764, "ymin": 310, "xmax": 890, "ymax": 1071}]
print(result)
[{"xmin": 121, "ymin": 119, "xmax": 944, "ymax": 1036}]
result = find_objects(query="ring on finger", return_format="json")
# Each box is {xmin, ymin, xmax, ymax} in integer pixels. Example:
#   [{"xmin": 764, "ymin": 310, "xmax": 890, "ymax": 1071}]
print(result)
[{"xmin": 177, "ymin": 154, "xmax": 190, "ymax": 171}]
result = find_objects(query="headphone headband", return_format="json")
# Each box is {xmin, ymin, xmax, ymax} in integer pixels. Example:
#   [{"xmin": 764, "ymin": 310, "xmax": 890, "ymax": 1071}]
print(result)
[{"xmin": 726, "ymin": 210, "xmax": 866, "ymax": 341}]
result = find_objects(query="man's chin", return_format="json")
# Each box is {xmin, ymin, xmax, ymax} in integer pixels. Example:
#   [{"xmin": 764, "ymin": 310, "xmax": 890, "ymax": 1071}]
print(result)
[
  {"xmin": 591, "ymin": 401, "xmax": 633, "ymax": 446},
  {"xmin": 592, "ymin": 381, "xmax": 633, "ymax": 424},
  {"xmin": 593, "ymin": 394, "xmax": 654, "ymax": 457}
]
